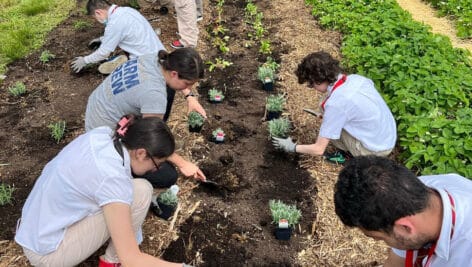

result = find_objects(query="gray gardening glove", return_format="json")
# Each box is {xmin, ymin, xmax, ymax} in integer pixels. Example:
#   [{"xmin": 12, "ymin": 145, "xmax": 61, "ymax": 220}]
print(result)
[
  {"xmin": 71, "ymin": 56, "xmax": 86, "ymax": 73},
  {"xmin": 272, "ymin": 137, "xmax": 296, "ymax": 153},
  {"xmin": 88, "ymin": 37, "xmax": 102, "ymax": 50},
  {"xmin": 182, "ymin": 264, "xmax": 194, "ymax": 267}
]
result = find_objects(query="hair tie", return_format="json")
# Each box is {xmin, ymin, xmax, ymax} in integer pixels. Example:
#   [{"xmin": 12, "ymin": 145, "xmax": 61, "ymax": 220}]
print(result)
[{"xmin": 116, "ymin": 117, "xmax": 130, "ymax": 137}]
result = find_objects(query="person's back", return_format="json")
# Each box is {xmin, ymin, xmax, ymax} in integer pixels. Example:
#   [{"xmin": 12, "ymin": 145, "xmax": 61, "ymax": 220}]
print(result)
[
  {"xmin": 85, "ymin": 53, "xmax": 167, "ymax": 131},
  {"xmin": 103, "ymin": 5, "xmax": 165, "ymax": 58},
  {"xmin": 320, "ymin": 74, "xmax": 396, "ymax": 152},
  {"xmin": 15, "ymin": 127, "xmax": 133, "ymax": 255}
]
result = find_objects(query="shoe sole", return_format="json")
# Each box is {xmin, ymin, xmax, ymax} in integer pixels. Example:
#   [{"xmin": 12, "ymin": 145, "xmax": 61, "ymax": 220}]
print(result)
[{"xmin": 98, "ymin": 55, "xmax": 128, "ymax": 74}]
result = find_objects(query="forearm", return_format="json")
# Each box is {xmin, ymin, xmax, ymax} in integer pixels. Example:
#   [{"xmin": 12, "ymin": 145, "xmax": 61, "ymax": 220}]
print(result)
[
  {"xmin": 295, "ymin": 136, "xmax": 330, "ymax": 156},
  {"xmin": 167, "ymin": 152, "xmax": 187, "ymax": 168},
  {"xmin": 84, "ymin": 47, "xmax": 111, "ymax": 64}
]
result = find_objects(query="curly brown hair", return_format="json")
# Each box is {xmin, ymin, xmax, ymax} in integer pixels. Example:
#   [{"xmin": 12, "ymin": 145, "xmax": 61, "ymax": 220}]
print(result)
[{"xmin": 295, "ymin": 51, "xmax": 343, "ymax": 85}]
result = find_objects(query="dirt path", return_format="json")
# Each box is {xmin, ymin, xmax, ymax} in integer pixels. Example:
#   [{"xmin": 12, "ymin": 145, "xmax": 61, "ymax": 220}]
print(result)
[{"xmin": 396, "ymin": 0, "xmax": 472, "ymax": 52}]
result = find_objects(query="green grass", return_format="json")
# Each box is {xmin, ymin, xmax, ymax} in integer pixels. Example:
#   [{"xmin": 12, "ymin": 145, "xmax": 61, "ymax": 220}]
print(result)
[{"xmin": 0, "ymin": 0, "xmax": 76, "ymax": 74}]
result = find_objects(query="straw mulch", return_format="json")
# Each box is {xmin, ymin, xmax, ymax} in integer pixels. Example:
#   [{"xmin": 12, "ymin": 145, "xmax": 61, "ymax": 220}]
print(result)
[{"xmin": 263, "ymin": 0, "xmax": 389, "ymax": 266}]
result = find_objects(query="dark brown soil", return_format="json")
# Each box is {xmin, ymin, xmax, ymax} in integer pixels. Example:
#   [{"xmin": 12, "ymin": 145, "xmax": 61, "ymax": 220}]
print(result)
[{"xmin": 0, "ymin": 0, "xmax": 316, "ymax": 266}]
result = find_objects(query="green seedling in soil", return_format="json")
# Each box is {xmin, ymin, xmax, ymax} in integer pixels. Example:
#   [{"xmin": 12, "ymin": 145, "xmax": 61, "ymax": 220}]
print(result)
[
  {"xmin": 244, "ymin": 2, "xmax": 258, "ymax": 22},
  {"xmin": 259, "ymin": 39, "xmax": 272, "ymax": 55},
  {"xmin": 211, "ymin": 36, "xmax": 230, "ymax": 53},
  {"xmin": 269, "ymin": 199, "xmax": 301, "ymax": 227},
  {"xmin": 206, "ymin": 57, "xmax": 233, "ymax": 72},
  {"xmin": 212, "ymin": 128, "xmax": 225, "ymax": 138},
  {"xmin": 257, "ymin": 65, "xmax": 275, "ymax": 83},
  {"xmin": 188, "ymin": 111, "xmax": 204, "ymax": 128},
  {"xmin": 208, "ymin": 88, "xmax": 225, "ymax": 101},
  {"xmin": 263, "ymin": 56, "xmax": 280, "ymax": 71},
  {"xmin": 39, "ymin": 50, "xmax": 55, "ymax": 63},
  {"xmin": 157, "ymin": 189, "xmax": 178, "ymax": 207},
  {"xmin": 8, "ymin": 81, "xmax": 27, "ymax": 96},
  {"xmin": 128, "ymin": 0, "xmax": 140, "ymax": 9},
  {"xmin": 268, "ymin": 117, "xmax": 291, "ymax": 138},
  {"xmin": 0, "ymin": 183, "xmax": 15, "ymax": 206},
  {"xmin": 266, "ymin": 94, "xmax": 285, "ymax": 112},
  {"xmin": 48, "ymin": 120, "xmax": 66, "ymax": 143},
  {"xmin": 74, "ymin": 20, "xmax": 92, "ymax": 31}
]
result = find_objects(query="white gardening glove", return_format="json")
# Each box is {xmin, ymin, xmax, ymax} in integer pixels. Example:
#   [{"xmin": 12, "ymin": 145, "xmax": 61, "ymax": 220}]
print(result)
[
  {"xmin": 71, "ymin": 57, "xmax": 87, "ymax": 73},
  {"xmin": 183, "ymin": 264, "xmax": 194, "ymax": 267},
  {"xmin": 272, "ymin": 137, "xmax": 297, "ymax": 153},
  {"xmin": 88, "ymin": 37, "xmax": 102, "ymax": 50}
]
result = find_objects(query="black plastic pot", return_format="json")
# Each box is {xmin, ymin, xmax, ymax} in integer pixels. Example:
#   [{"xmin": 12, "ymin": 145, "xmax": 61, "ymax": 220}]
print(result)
[
  {"xmin": 209, "ymin": 99, "xmax": 223, "ymax": 104},
  {"xmin": 262, "ymin": 81, "xmax": 274, "ymax": 91},
  {"xmin": 266, "ymin": 111, "xmax": 281, "ymax": 121},
  {"xmin": 189, "ymin": 124, "xmax": 203, "ymax": 133},
  {"xmin": 274, "ymin": 227, "xmax": 292, "ymax": 240},
  {"xmin": 152, "ymin": 201, "xmax": 176, "ymax": 220}
]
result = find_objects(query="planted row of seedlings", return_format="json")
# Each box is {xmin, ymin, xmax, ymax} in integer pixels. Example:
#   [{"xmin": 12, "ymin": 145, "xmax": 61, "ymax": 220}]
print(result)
[{"xmin": 245, "ymin": 0, "xmax": 302, "ymax": 241}]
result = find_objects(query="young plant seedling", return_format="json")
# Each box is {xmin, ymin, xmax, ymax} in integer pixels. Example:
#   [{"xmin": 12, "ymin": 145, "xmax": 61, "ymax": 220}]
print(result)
[
  {"xmin": 263, "ymin": 56, "xmax": 280, "ymax": 72},
  {"xmin": 0, "ymin": 183, "xmax": 15, "ymax": 206},
  {"xmin": 188, "ymin": 111, "xmax": 204, "ymax": 132},
  {"xmin": 266, "ymin": 94, "xmax": 285, "ymax": 112},
  {"xmin": 74, "ymin": 20, "xmax": 92, "ymax": 31},
  {"xmin": 212, "ymin": 127, "xmax": 225, "ymax": 143},
  {"xmin": 259, "ymin": 39, "xmax": 272, "ymax": 55},
  {"xmin": 48, "ymin": 120, "xmax": 66, "ymax": 144},
  {"xmin": 266, "ymin": 94, "xmax": 285, "ymax": 120},
  {"xmin": 269, "ymin": 199, "xmax": 302, "ymax": 240},
  {"xmin": 258, "ymin": 65, "xmax": 275, "ymax": 91},
  {"xmin": 8, "ymin": 81, "xmax": 27, "ymax": 97},
  {"xmin": 268, "ymin": 117, "xmax": 291, "ymax": 138},
  {"xmin": 208, "ymin": 88, "xmax": 225, "ymax": 103},
  {"xmin": 206, "ymin": 57, "xmax": 233, "ymax": 72},
  {"xmin": 39, "ymin": 50, "xmax": 55, "ymax": 63},
  {"xmin": 152, "ymin": 187, "xmax": 179, "ymax": 220}
]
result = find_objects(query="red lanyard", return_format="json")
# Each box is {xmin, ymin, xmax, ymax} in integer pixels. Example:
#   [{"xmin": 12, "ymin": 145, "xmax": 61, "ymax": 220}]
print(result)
[
  {"xmin": 405, "ymin": 191, "xmax": 456, "ymax": 267},
  {"xmin": 320, "ymin": 74, "xmax": 347, "ymax": 110},
  {"xmin": 111, "ymin": 5, "xmax": 119, "ymax": 14}
]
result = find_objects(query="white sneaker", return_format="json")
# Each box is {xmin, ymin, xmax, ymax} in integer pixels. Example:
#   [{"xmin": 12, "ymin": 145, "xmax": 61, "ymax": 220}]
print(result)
[
  {"xmin": 98, "ymin": 55, "xmax": 128, "ymax": 74},
  {"xmin": 197, "ymin": 15, "xmax": 203, "ymax": 22}
]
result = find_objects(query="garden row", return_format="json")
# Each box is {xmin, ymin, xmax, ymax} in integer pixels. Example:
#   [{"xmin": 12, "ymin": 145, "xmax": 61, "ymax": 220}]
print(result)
[
  {"xmin": 307, "ymin": 0, "xmax": 472, "ymax": 177},
  {"xmin": 423, "ymin": 0, "xmax": 472, "ymax": 38}
]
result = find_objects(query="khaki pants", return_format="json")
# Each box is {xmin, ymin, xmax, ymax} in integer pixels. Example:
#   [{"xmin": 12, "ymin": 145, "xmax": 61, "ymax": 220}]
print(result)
[
  {"xmin": 175, "ymin": 0, "xmax": 199, "ymax": 47},
  {"xmin": 331, "ymin": 130, "xmax": 392, "ymax": 157},
  {"xmin": 160, "ymin": 0, "xmax": 202, "ymax": 17},
  {"xmin": 23, "ymin": 179, "xmax": 153, "ymax": 267}
]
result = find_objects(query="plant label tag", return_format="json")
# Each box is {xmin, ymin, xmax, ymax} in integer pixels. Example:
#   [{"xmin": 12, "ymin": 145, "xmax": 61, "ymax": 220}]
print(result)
[
  {"xmin": 278, "ymin": 219, "xmax": 289, "ymax": 228},
  {"xmin": 216, "ymin": 133, "xmax": 224, "ymax": 141},
  {"xmin": 264, "ymin": 77, "xmax": 272, "ymax": 83},
  {"xmin": 214, "ymin": 95, "xmax": 221, "ymax": 101}
]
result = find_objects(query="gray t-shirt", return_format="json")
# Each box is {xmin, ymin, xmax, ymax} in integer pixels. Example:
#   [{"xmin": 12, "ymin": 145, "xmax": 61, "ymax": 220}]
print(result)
[{"xmin": 85, "ymin": 53, "xmax": 167, "ymax": 131}]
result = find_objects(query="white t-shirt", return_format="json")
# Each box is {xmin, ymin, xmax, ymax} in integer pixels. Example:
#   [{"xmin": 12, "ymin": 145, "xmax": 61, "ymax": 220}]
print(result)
[
  {"xmin": 85, "ymin": 53, "xmax": 167, "ymax": 131},
  {"xmin": 15, "ymin": 127, "xmax": 133, "ymax": 255},
  {"xmin": 319, "ymin": 74, "xmax": 396, "ymax": 152},
  {"xmin": 84, "ymin": 5, "xmax": 165, "ymax": 64},
  {"xmin": 392, "ymin": 174, "xmax": 472, "ymax": 266}
]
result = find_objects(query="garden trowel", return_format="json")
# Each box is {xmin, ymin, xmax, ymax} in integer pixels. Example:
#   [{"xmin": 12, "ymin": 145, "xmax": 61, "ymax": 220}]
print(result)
[{"xmin": 303, "ymin": 108, "xmax": 322, "ymax": 118}]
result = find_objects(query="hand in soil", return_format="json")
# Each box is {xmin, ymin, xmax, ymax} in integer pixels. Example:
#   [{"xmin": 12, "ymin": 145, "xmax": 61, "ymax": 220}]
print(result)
[
  {"xmin": 186, "ymin": 96, "xmax": 207, "ymax": 118},
  {"xmin": 71, "ymin": 56, "xmax": 86, "ymax": 73},
  {"xmin": 272, "ymin": 136, "xmax": 297, "ymax": 152},
  {"xmin": 178, "ymin": 160, "xmax": 206, "ymax": 181}
]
